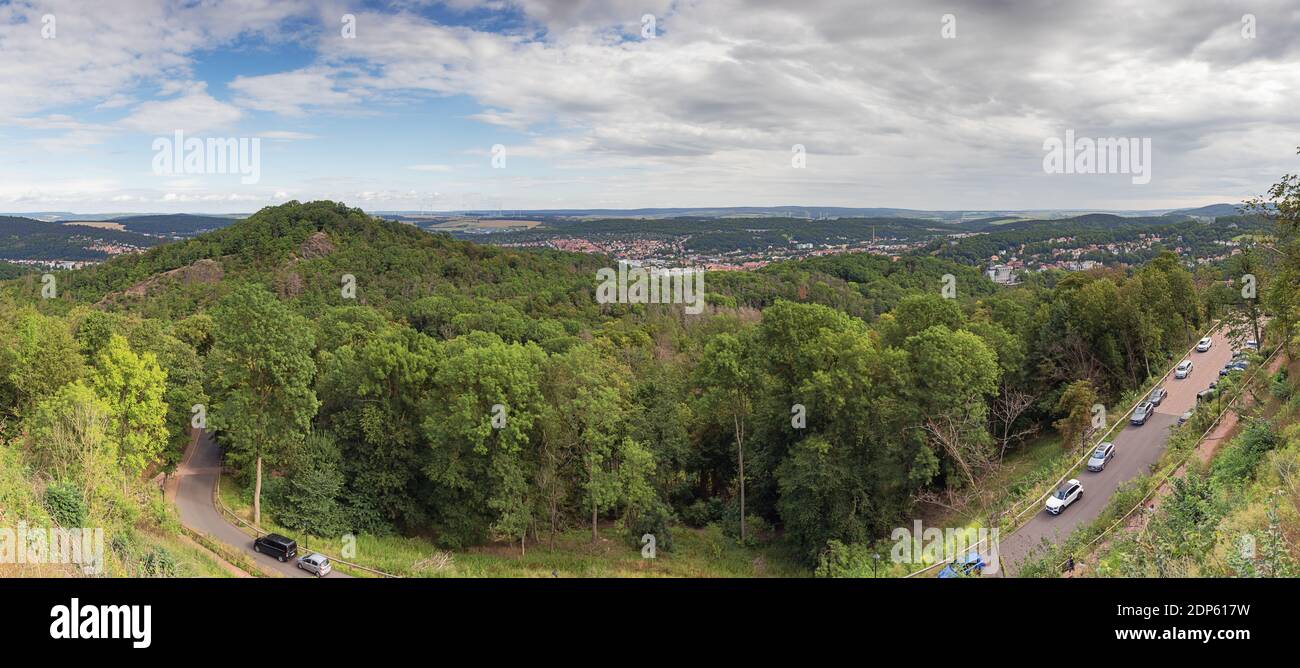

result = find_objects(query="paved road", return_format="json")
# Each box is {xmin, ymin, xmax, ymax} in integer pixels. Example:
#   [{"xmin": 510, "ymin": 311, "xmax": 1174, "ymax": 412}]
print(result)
[
  {"xmin": 996, "ymin": 328, "xmax": 1237, "ymax": 575},
  {"xmin": 175, "ymin": 430, "xmax": 347, "ymax": 578}
]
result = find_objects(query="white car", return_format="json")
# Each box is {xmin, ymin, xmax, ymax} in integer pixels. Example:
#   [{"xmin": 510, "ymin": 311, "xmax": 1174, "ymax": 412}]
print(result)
[
  {"xmin": 1174, "ymin": 360, "xmax": 1193, "ymax": 379},
  {"xmin": 1196, "ymin": 337, "xmax": 1213, "ymax": 352},
  {"xmin": 1045, "ymin": 479, "xmax": 1083, "ymax": 515}
]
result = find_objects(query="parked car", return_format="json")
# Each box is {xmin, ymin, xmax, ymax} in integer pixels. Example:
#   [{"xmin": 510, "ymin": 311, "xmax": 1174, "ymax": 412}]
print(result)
[
  {"xmin": 1087, "ymin": 442, "xmax": 1115, "ymax": 471},
  {"xmin": 1220, "ymin": 359, "xmax": 1250, "ymax": 377},
  {"xmin": 1197, "ymin": 383, "xmax": 1218, "ymax": 403},
  {"xmin": 1175, "ymin": 360, "xmax": 1194, "ymax": 379},
  {"xmin": 1130, "ymin": 402, "xmax": 1155, "ymax": 425},
  {"xmin": 1196, "ymin": 337, "xmax": 1213, "ymax": 352},
  {"xmin": 1147, "ymin": 387, "xmax": 1167, "ymax": 406},
  {"xmin": 1246, "ymin": 339, "xmax": 1259, "ymax": 350},
  {"xmin": 253, "ymin": 533, "xmax": 297, "ymax": 562},
  {"xmin": 1046, "ymin": 479, "xmax": 1083, "ymax": 515},
  {"xmin": 937, "ymin": 551, "xmax": 986, "ymax": 578},
  {"xmin": 297, "ymin": 552, "xmax": 333, "ymax": 577},
  {"xmin": 1177, "ymin": 410, "xmax": 1193, "ymax": 426}
]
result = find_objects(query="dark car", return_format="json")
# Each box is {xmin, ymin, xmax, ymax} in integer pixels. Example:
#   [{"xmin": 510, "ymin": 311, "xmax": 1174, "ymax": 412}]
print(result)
[
  {"xmin": 1130, "ymin": 402, "xmax": 1155, "ymax": 425},
  {"xmin": 1147, "ymin": 387, "xmax": 1167, "ymax": 406},
  {"xmin": 253, "ymin": 533, "xmax": 297, "ymax": 562},
  {"xmin": 1197, "ymin": 383, "xmax": 1218, "ymax": 403}
]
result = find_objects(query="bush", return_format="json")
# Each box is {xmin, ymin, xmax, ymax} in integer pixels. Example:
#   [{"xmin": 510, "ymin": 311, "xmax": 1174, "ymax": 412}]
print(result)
[
  {"xmin": 1211, "ymin": 420, "xmax": 1280, "ymax": 485},
  {"xmin": 141, "ymin": 547, "xmax": 178, "ymax": 577},
  {"xmin": 722, "ymin": 499, "xmax": 772, "ymax": 547},
  {"xmin": 679, "ymin": 497, "xmax": 724, "ymax": 528},
  {"xmin": 1270, "ymin": 369, "xmax": 1291, "ymax": 401},
  {"xmin": 44, "ymin": 481, "xmax": 86, "ymax": 527},
  {"xmin": 625, "ymin": 501, "xmax": 674, "ymax": 553},
  {"xmin": 814, "ymin": 540, "xmax": 879, "ymax": 578}
]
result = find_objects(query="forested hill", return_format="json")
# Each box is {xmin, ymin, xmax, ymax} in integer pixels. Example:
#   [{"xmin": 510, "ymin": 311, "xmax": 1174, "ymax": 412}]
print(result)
[
  {"xmin": 15, "ymin": 200, "xmax": 989, "ymax": 325},
  {"xmin": 0, "ymin": 215, "xmax": 163, "ymax": 260},
  {"xmin": 108, "ymin": 214, "xmax": 237, "ymax": 237}
]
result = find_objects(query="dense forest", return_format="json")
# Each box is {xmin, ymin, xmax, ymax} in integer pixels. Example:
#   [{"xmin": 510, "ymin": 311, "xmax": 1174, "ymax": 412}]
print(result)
[{"xmin": 1, "ymin": 191, "xmax": 1293, "ymax": 570}]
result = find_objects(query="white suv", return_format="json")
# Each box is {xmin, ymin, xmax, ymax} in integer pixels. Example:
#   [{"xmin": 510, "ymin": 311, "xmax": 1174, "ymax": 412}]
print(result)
[
  {"xmin": 1046, "ymin": 479, "xmax": 1083, "ymax": 515},
  {"xmin": 1196, "ymin": 337, "xmax": 1213, "ymax": 352},
  {"xmin": 1174, "ymin": 360, "xmax": 1193, "ymax": 379}
]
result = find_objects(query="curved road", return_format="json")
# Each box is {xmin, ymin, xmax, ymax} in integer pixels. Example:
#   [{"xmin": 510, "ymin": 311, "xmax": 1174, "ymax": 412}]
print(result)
[
  {"xmin": 996, "ymin": 328, "xmax": 1238, "ymax": 575},
  {"xmin": 175, "ymin": 430, "xmax": 348, "ymax": 578}
]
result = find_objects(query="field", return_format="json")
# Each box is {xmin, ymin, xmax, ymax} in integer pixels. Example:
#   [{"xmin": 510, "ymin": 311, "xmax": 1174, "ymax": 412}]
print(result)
[{"xmin": 62, "ymin": 221, "xmax": 127, "ymax": 231}]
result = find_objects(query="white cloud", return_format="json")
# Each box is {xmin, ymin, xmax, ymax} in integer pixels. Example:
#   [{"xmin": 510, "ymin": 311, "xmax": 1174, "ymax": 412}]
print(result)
[
  {"xmin": 117, "ymin": 83, "xmax": 244, "ymax": 135},
  {"xmin": 7, "ymin": 0, "xmax": 1300, "ymax": 210},
  {"xmin": 230, "ymin": 68, "xmax": 361, "ymax": 116}
]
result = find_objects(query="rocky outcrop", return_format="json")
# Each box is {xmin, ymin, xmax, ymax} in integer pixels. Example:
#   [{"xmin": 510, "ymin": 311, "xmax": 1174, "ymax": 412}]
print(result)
[
  {"xmin": 298, "ymin": 231, "xmax": 335, "ymax": 260},
  {"xmin": 98, "ymin": 258, "xmax": 224, "ymax": 305}
]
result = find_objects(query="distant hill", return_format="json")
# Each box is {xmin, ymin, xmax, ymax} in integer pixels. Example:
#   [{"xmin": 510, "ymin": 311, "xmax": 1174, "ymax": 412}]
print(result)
[
  {"xmin": 0, "ymin": 216, "xmax": 163, "ymax": 261},
  {"xmin": 1166, "ymin": 203, "xmax": 1244, "ymax": 218},
  {"xmin": 975, "ymin": 213, "xmax": 1188, "ymax": 233},
  {"xmin": 109, "ymin": 214, "xmax": 238, "ymax": 237}
]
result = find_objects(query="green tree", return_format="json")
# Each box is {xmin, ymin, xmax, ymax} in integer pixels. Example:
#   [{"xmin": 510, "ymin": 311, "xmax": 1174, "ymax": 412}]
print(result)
[
  {"xmin": 0, "ymin": 310, "xmax": 85, "ymax": 430},
  {"xmin": 207, "ymin": 284, "xmax": 319, "ymax": 525},
  {"xmin": 425, "ymin": 332, "xmax": 545, "ymax": 551},
  {"xmin": 541, "ymin": 343, "xmax": 649, "ymax": 543},
  {"xmin": 696, "ymin": 333, "xmax": 758, "ymax": 542},
  {"xmin": 89, "ymin": 334, "xmax": 169, "ymax": 478},
  {"xmin": 1054, "ymin": 380, "xmax": 1099, "ymax": 451}
]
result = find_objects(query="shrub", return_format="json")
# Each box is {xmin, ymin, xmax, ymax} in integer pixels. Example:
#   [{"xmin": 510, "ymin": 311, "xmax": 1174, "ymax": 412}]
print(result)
[
  {"xmin": 679, "ymin": 497, "xmax": 724, "ymax": 528},
  {"xmin": 625, "ymin": 501, "xmax": 674, "ymax": 553},
  {"xmin": 1211, "ymin": 420, "xmax": 1280, "ymax": 485},
  {"xmin": 722, "ymin": 500, "xmax": 772, "ymax": 547},
  {"xmin": 1270, "ymin": 369, "xmax": 1291, "ymax": 401},
  {"xmin": 814, "ymin": 540, "xmax": 878, "ymax": 578},
  {"xmin": 141, "ymin": 547, "xmax": 178, "ymax": 577},
  {"xmin": 44, "ymin": 481, "xmax": 86, "ymax": 527}
]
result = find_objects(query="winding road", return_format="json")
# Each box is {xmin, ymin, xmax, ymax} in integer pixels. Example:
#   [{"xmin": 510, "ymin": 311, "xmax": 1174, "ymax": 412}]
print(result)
[
  {"xmin": 996, "ymin": 327, "xmax": 1238, "ymax": 575},
  {"xmin": 174, "ymin": 430, "xmax": 349, "ymax": 578}
]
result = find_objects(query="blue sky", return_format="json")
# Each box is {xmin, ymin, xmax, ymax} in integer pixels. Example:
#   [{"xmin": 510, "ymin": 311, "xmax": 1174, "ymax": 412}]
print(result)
[{"xmin": 3, "ymin": 0, "xmax": 1300, "ymax": 214}]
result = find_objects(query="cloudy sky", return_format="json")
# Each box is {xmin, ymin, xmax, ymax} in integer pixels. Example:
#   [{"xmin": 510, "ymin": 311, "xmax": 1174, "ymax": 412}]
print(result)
[{"xmin": 2, "ymin": 0, "xmax": 1299, "ymax": 214}]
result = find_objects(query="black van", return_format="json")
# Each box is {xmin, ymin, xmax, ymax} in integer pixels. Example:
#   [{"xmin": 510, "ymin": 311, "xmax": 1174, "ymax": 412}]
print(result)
[{"xmin": 253, "ymin": 533, "xmax": 297, "ymax": 562}]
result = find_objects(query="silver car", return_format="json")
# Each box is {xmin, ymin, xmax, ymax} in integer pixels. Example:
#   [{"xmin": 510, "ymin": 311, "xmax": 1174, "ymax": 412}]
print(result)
[
  {"xmin": 1087, "ymin": 442, "xmax": 1115, "ymax": 471},
  {"xmin": 1174, "ymin": 360, "xmax": 1193, "ymax": 379},
  {"xmin": 1130, "ymin": 402, "xmax": 1155, "ymax": 425},
  {"xmin": 1196, "ymin": 337, "xmax": 1213, "ymax": 352},
  {"xmin": 296, "ymin": 552, "xmax": 333, "ymax": 577}
]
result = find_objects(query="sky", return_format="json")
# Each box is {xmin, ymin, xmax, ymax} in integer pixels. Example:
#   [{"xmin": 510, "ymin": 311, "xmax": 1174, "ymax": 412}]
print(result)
[{"xmin": 2, "ymin": 0, "xmax": 1300, "ymax": 214}]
